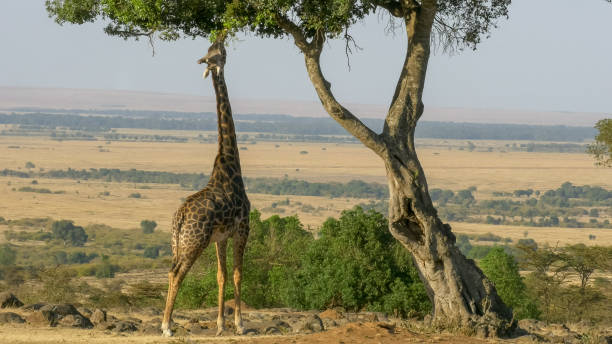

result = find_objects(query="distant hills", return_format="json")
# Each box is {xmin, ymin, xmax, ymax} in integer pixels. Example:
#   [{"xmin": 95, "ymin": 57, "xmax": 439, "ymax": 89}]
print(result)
[
  {"xmin": 0, "ymin": 86, "xmax": 607, "ymax": 127},
  {"xmin": 0, "ymin": 109, "xmax": 597, "ymax": 142}
]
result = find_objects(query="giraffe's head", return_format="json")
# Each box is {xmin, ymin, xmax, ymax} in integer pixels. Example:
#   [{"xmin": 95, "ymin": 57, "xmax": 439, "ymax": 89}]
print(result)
[{"xmin": 197, "ymin": 40, "xmax": 226, "ymax": 78}]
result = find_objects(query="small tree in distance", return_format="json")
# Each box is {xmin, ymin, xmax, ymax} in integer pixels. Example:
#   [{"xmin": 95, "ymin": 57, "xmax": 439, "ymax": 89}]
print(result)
[
  {"xmin": 50, "ymin": 220, "xmax": 88, "ymax": 247},
  {"xmin": 588, "ymin": 118, "xmax": 612, "ymax": 167},
  {"xmin": 141, "ymin": 220, "xmax": 157, "ymax": 234}
]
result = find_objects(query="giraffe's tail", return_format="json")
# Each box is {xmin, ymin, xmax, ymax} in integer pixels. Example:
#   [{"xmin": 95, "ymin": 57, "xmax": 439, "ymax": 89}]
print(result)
[{"xmin": 170, "ymin": 210, "xmax": 185, "ymax": 273}]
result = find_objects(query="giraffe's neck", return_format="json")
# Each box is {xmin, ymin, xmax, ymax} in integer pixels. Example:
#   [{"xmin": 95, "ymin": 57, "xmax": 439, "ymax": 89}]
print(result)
[{"xmin": 210, "ymin": 69, "xmax": 242, "ymax": 177}]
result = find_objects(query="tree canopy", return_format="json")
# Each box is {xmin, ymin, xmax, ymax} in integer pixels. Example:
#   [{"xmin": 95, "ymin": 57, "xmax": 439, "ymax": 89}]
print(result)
[
  {"xmin": 51, "ymin": 220, "xmax": 88, "ymax": 246},
  {"xmin": 46, "ymin": 0, "xmax": 511, "ymax": 50}
]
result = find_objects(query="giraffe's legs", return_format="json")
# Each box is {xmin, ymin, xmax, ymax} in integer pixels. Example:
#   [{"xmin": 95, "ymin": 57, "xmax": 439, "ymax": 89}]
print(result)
[
  {"xmin": 161, "ymin": 260, "xmax": 192, "ymax": 337},
  {"xmin": 232, "ymin": 223, "xmax": 248, "ymax": 335},
  {"xmin": 215, "ymin": 240, "xmax": 228, "ymax": 336}
]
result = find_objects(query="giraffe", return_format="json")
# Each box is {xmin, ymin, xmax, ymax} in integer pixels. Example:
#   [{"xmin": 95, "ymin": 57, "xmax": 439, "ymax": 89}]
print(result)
[{"xmin": 161, "ymin": 36, "xmax": 250, "ymax": 337}]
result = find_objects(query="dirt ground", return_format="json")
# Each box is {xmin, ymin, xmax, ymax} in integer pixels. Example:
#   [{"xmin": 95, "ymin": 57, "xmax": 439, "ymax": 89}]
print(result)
[{"xmin": 0, "ymin": 324, "xmax": 508, "ymax": 344}]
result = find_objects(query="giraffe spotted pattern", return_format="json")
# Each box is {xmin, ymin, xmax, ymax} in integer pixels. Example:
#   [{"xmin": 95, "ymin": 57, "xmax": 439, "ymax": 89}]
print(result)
[{"xmin": 161, "ymin": 38, "xmax": 250, "ymax": 337}]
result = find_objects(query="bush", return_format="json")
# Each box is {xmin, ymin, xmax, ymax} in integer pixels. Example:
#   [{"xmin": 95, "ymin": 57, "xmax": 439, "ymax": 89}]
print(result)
[
  {"xmin": 0, "ymin": 244, "xmax": 17, "ymax": 266},
  {"xmin": 287, "ymin": 207, "xmax": 430, "ymax": 317},
  {"xmin": 480, "ymin": 247, "xmax": 539, "ymax": 319},
  {"xmin": 51, "ymin": 220, "xmax": 88, "ymax": 246},
  {"xmin": 128, "ymin": 192, "xmax": 142, "ymax": 198},
  {"xmin": 143, "ymin": 246, "xmax": 159, "ymax": 259},
  {"xmin": 140, "ymin": 220, "xmax": 157, "ymax": 234},
  {"xmin": 95, "ymin": 255, "xmax": 120, "ymax": 278}
]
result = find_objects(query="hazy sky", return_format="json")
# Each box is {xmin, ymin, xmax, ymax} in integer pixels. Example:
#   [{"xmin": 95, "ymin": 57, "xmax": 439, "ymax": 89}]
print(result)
[{"xmin": 1, "ymin": 0, "xmax": 611, "ymax": 114}]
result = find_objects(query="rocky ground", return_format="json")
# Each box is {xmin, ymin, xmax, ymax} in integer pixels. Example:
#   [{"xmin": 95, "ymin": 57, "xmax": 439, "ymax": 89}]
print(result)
[{"xmin": 1, "ymin": 292, "xmax": 610, "ymax": 344}]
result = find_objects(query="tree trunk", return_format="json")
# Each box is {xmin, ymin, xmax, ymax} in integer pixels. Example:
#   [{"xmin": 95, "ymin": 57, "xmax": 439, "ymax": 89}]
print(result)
[
  {"xmin": 277, "ymin": 2, "xmax": 515, "ymax": 336},
  {"xmin": 382, "ymin": 136, "xmax": 513, "ymax": 336}
]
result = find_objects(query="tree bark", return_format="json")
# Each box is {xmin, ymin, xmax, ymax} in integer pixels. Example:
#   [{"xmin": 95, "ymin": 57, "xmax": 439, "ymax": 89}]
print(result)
[
  {"xmin": 382, "ymin": 140, "xmax": 513, "ymax": 336},
  {"xmin": 277, "ymin": 1, "xmax": 515, "ymax": 336}
]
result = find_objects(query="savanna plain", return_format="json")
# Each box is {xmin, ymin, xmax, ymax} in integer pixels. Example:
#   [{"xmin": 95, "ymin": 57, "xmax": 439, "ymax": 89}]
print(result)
[{"xmin": 0, "ymin": 121, "xmax": 611, "ymax": 343}]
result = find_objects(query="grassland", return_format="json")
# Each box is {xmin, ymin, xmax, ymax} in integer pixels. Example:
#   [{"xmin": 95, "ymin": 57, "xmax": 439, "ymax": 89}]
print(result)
[{"xmin": 1, "ymin": 133, "xmax": 611, "ymax": 246}]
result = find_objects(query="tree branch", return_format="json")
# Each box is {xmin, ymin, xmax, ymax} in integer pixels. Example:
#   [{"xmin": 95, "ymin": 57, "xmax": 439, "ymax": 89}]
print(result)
[
  {"xmin": 385, "ymin": 3, "xmax": 436, "ymax": 137},
  {"xmin": 377, "ymin": 1, "xmax": 405, "ymax": 17},
  {"xmin": 275, "ymin": 14, "xmax": 385, "ymax": 156},
  {"xmin": 303, "ymin": 47, "xmax": 386, "ymax": 156}
]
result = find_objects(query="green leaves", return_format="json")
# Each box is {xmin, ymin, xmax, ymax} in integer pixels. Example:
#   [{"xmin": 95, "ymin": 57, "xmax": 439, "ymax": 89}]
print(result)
[
  {"xmin": 588, "ymin": 118, "xmax": 612, "ymax": 167},
  {"xmin": 480, "ymin": 246, "xmax": 540, "ymax": 319},
  {"xmin": 46, "ymin": 0, "xmax": 226, "ymax": 41},
  {"xmin": 290, "ymin": 207, "xmax": 430, "ymax": 316},
  {"xmin": 175, "ymin": 209, "xmax": 430, "ymax": 317}
]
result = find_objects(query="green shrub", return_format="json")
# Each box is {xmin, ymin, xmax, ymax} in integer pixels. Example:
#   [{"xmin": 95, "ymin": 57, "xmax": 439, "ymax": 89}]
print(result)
[
  {"xmin": 287, "ymin": 207, "xmax": 430, "ymax": 317},
  {"xmin": 140, "ymin": 220, "xmax": 157, "ymax": 234},
  {"xmin": 143, "ymin": 246, "xmax": 159, "ymax": 259},
  {"xmin": 95, "ymin": 255, "xmax": 120, "ymax": 278},
  {"xmin": 480, "ymin": 247, "xmax": 539, "ymax": 319},
  {"xmin": 128, "ymin": 193, "xmax": 142, "ymax": 198},
  {"xmin": 173, "ymin": 209, "xmax": 430, "ymax": 317},
  {"xmin": 51, "ymin": 220, "xmax": 88, "ymax": 246},
  {"xmin": 0, "ymin": 244, "xmax": 17, "ymax": 266}
]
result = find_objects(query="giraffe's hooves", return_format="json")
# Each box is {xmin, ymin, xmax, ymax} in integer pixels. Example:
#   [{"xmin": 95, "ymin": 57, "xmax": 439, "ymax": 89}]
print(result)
[
  {"xmin": 216, "ymin": 327, "xmax": 226, "ymax": 336},
  {"xmin": 235, "ymin": 326, "xmax": 246, "ymax": 335},
  {"xmin": 161, "ymin": 328, "xmax": 173, "ymax": 337}
]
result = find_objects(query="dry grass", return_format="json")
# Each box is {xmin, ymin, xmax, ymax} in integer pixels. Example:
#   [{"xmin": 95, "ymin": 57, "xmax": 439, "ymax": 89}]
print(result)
[
  {"xmin": 2, "ymin": 136, "xmax": 611, "ymax": 190},
  {"xmin": 1, "ymin": 134, "xmax": 611, "ymax": 246},
  {"xmin": 451, "ymin": 222, "xmax": 612, "ymax": 247}
]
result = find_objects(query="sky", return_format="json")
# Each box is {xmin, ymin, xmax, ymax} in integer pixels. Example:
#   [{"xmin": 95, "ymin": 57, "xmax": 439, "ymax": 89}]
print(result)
[{"xmin": 0, "ymin": 0, "xmax": 611, "ymax": 114}]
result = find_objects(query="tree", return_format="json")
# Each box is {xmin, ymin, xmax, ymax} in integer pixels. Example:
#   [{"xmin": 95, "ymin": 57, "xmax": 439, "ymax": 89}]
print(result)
[
  {"xmin": 46, "ymin": 0, "xmax": 610, "ymax": 333},
  {"xmin": 140, "ymin": 220, "xmax": 157, "ymax": 234},
  {"xmin": 479, "ymin": 247, "xmax": 539, "ymax": 320},
  {"xmin": 50, "ymin": 220, "xmax": 88, "ymax": 246},
  {"xmin": 587, "ymin": 118, "xmax": 612, "ymax": 167},
  {"xmin": 559, "ymin": 244, "xmax": 610, "ymax": 294}
]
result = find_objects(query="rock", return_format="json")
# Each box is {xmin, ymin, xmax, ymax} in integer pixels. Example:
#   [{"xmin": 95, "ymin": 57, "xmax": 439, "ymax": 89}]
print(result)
[
  {"xmin": 322, "ymin": 318, "xmax": 338, "ymax": 329},
  {"xmin": 274, "ymin": 320, "xmax": 292, "ymax": 333},
  {"xmin": 319, "ymin": 309, "xmax": 343, "ymax": 320},
  {"xmin": 184, "ymin": 322, "xmax": 208, "ymax": 335},
  {"xmin": 244, "ymin": 328, "xmax": 259, "ymax": 336},
  {"xmin": 141, "ymin": 307, "xmax": 161, "ymax": 316},
  {"xmin": 22, "ymin": 303, "xmax": 47, "ymax": 311},
  {"xmin": 26, "ymin": 310, "xmax": 56, "ymax": 326},
  {"xmin": 112, "ymin": 321, "xmax": 139, "ymax": 333},
  {"xmin": 265, "ymin": 326, "xmax": 282, "ymax": 335},
  {"xmin": 90, "ymin": 309, "xmax": 107, "ymax": 325},
  {"xmin": 27, "ymin": 304, "xmax": 92, "ymax": 329},
  {"xmin": 40, "ymin": 304, "xmax": 77, "ymax": 316},
  {"xmin": 172, "ymin": 325, "xmax": 189, "ymax": 337},
  {"xmin": 518, "ymin": 319, "xmax": 543, "ymax": 333},
  {"xmin": 96, "ymin": 321, "xmax": 116, "ymax": 331},
  {"xmin": 357, "ymin": 312, "xmax": 378, "ymax": 322},
  {"xmin": 0, "ymin": 292, "xmax": 23, "ymax": 308},
  {"xmin": 0, "ymin": 312, "xmax": 25, "ymax": 324},
  {"xmin": 57, "ymin": 314, "xmax": 93, "ymax": 328},
  {"xmin": 293, "ymin": 314, "xmax": 324, "ymax": 334},
  {"xmin": 78, "ymin": 307, "xmax": 92, "ymax": 317},
  {"xmin": 125, "ymin": 317, "xmax": 142, "ymax": 324},
  {"xmin": 140, "ymin": 322, "xmax": 162, "ymax": 335}
]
